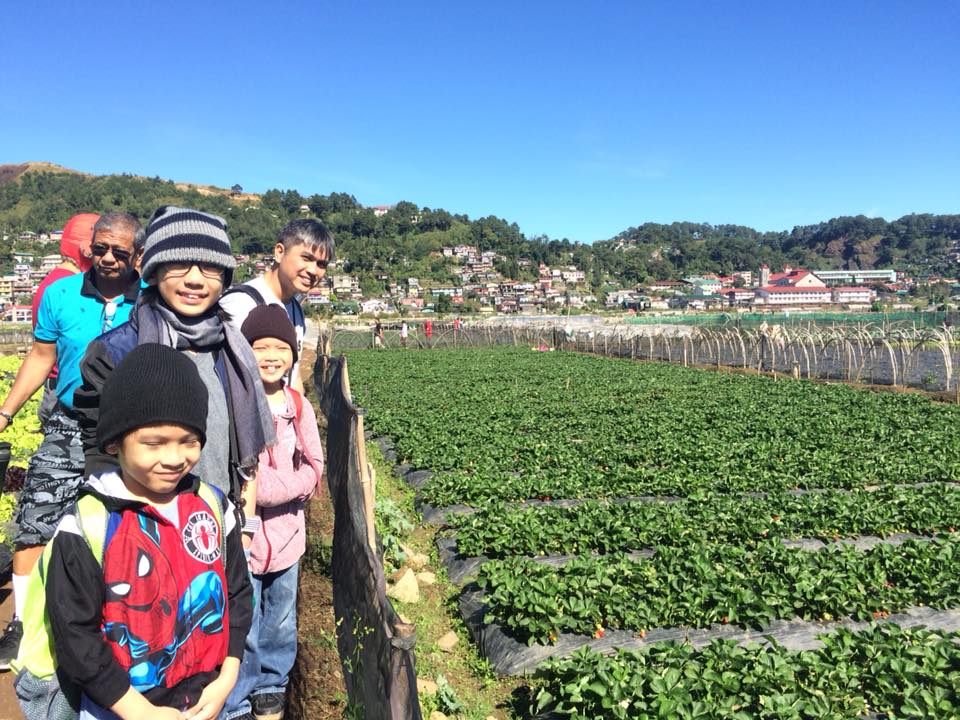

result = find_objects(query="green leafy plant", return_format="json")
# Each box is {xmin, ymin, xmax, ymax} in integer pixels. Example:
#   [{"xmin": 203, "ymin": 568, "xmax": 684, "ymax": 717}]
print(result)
[
  {"xmin": 532, "ymin": 625, "xmax": 960, "ymax": 719},
  {"xmin": 479, "ymin": 537, "xmax": 960, "ymax": 645},
  {"xmin": 450, "ymin": 483, "xmax": 960, "ymax": 559},
  {"xmin": 346, "ymin": 348, "xmax": 960, "ymax": 506},
  {"xmin": 375, "ymin": 497, "xmax": 414, "ymax": 572}
]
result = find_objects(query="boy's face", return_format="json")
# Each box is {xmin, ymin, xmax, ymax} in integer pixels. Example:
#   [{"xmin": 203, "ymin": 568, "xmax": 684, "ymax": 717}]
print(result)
[
  {"xmin": 274, "ymin": 242, "xmax": 329, "ymax": 295},
  {"xmin": 108, "ymin": 423, "xmax": 202, "ymax": 502},
  {"xmin": 153, "ymin": 262, "xmax": 224, "ymax": 316},
  {"xmin": 251, "ymin": 338, "xmax": 294, "ymax": 386}
]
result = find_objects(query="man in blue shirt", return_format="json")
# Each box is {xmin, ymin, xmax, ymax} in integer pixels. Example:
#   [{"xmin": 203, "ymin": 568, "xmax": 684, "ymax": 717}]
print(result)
[{"xmin": 0, "ymin": 212, "xmax": 144, "ymax": 668}]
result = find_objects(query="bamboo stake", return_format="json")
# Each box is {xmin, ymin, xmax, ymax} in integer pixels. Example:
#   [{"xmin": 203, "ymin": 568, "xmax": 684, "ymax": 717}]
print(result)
[
  {"xmin": 356, "ymin": 415, "xmax": 377, "ymax": 554},
  {"xmin": 342, "ymin": 360, "xmax": 353, "ymax": 404}
]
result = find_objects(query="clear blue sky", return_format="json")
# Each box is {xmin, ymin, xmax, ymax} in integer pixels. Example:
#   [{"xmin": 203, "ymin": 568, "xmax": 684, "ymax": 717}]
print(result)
[{"xmin": 3, "ymin": 1, "xmax": 958, "ymax": 243}]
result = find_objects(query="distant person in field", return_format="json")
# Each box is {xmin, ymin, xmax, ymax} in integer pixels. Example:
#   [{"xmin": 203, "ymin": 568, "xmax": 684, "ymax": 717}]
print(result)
[
  {"xmin": 0, "ymin": 212, "xmax": 144, "ymax": 669},
  {"xmin": 400, "ymin": 320, "xmax": 408, "ymax": 348},
  {"xmin": 31, "ymin": 213, "xmax": 99, "ymax": 427},
  {"xmin": 220, "ymin": 219, "xmax": 335, "ymax": 393}
]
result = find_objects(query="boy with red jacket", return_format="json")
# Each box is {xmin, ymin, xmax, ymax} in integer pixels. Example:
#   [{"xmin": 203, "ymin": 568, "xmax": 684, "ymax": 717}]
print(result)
[{"xmin": 44, "ymin": 344, "xmax": 252, "ymax": 720}]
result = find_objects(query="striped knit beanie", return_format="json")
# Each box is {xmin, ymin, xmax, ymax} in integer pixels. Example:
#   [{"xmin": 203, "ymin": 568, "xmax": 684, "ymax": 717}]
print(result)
[{"xmin": 141, "ymin": 205, "xmax": 236, "ymax": 285}]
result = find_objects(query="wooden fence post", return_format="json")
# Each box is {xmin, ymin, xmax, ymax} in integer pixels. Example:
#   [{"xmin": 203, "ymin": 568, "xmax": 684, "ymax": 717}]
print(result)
[{"xmin": 356, "ymin": 415, "xmax": 377, "ymax": 555}]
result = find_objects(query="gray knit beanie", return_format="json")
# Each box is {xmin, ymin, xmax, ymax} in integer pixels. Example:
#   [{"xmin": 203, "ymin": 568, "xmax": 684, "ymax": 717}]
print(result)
[{"xmin": 141, "ymin": 205, "xmax": 236, "ymax": 285}]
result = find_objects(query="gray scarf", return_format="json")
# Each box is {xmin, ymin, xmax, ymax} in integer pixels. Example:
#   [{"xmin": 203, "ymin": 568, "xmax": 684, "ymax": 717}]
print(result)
[{"xmin": 136, "ymin": 298, "xmax": 275, "ymax": 476}]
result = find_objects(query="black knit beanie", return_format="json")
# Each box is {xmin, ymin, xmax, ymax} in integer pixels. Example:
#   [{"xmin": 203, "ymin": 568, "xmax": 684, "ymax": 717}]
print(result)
[
  {"xmin": 240, "ymin": 305, "xmax": 299, "ymax": 362},
  {"xmin": 98, "ymin": 343, "xmax": 209, "ymax": 451}
]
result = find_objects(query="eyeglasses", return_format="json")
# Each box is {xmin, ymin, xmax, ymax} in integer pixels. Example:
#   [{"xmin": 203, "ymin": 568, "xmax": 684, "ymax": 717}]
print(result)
[
  {"xmin": 162, "ymin": 262, "xmax": 225, "ymax": 279},
  {"xmin": 91, "ymin": 243, "xmax": 133, "ymax": 263}
]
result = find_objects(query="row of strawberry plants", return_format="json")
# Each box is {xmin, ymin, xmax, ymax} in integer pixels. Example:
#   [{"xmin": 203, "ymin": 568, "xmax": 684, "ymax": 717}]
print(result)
[
  {"xmin": 530, "ymin": 624, "xmax": 960, "ymax": 719},
  {"xmin": 346, "ymin": 348, "xmax": 960, "ymax": 504},
  {"xmin": 449, "ymin": 483, "xmax": 960, "ymax": 558},
  {"xmin": 478, "ymin": 536, "xmax": 960, "ymax": 645}
]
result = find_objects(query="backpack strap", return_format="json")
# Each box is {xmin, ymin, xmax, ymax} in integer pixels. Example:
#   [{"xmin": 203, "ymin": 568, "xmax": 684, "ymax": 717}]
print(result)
[
  {"xmin": 13, "ymin": 494, "xmax": 110, "ymax": 677},
  {"xmin": 223, "ymin": 284, "xmax": 266, "ymax": 306},
  {"xmin": 75, "ymin": 494, "xmax": 110, "ymax": 566},
  {"xmin": 289, "ymin": 387, "xmax": 303, "ymax": 423},
  {"xmin": 287, "ymin": 388, "xmax": 324, "ymax": 492}
]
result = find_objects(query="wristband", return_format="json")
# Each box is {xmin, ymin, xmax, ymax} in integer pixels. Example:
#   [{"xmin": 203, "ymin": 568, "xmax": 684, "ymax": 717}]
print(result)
[{"xmin": 0, "ymin": 410, "xmax": 13, "ymax": 426}]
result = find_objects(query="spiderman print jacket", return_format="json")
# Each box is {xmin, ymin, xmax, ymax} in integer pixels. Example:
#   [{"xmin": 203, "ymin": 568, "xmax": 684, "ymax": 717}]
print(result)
[{"xmin": 45, "ymin": 471, "xmax": 253, "ymax": 711}]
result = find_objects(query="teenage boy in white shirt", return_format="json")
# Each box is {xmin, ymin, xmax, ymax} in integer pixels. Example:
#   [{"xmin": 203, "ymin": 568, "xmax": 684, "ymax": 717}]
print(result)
[{"xmin": 220, "ymin": 219, "xmax": 335, "ymax": 393}]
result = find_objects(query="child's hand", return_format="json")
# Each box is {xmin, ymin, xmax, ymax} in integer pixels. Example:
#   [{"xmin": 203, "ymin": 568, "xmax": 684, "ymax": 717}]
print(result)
[
  {"xmin": 183, "ymin": 658, "xmax": 240, "ymax": 720},
  {"xmin": 182, "ymin": 677, "xmax": 232, "ymax": 720}
]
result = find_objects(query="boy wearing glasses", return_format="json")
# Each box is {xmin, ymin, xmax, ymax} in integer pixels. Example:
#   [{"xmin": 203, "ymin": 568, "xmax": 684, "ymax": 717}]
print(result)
[
  {"xmin": 0, "ymin": 212, "xmax": 144, "ymax": 668},
  {"xmin": 75, "ymin": 206, "xmax": 274, "ymax": 524},
  {"xmin": 220, "ymin": 219, "xmax": 335, "ymax": 393}
]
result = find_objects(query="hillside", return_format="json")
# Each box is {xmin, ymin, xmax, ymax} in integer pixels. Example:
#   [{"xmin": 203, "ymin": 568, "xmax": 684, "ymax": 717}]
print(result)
[
  {"xmin": 0, "ymin": 162, "xmax": 260, "ymax": 204},
  {"xmin": 0, "ymin": 163, "xmax": 957, "ymax": 290}
]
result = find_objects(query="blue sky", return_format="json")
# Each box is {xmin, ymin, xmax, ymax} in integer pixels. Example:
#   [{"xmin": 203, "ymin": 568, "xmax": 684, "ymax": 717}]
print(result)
[{"xmin": 3, "ymin": 1, "xmax": 958, "ymax": 243}]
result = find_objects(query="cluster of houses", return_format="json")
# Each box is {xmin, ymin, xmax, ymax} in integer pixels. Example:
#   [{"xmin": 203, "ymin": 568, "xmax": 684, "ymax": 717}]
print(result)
[
  {"xmin": 1, "ymin": 227, "xmax": 948, "ymax": 321},
  {"xmin": 608, "ymin": 265, "xmax": 910, "ymax": 311},
  {"xmin": 0, "ymin": 240, "xmax": 67, "ymax": 322},
  {"xmin": 292, "ymin": 244, "xmax": 597, "ymax": 315}
]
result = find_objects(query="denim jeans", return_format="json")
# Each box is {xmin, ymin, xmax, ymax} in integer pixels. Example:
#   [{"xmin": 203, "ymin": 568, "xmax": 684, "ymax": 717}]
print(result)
[{"xmin": 223, "ymin": 563, "xmax": 299, "ymax": 719}]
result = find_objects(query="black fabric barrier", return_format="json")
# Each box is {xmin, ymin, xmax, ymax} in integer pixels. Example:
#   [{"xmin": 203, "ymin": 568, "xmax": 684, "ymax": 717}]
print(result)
[{"xmin": 314, "ymin": 354, "xmax": 422, "ymax": 719}]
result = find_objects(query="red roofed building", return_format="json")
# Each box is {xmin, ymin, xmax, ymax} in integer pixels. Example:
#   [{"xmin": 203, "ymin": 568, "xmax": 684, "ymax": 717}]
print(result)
[
  {"xmin": 765, "ymin": 266, "xmax": 827, "ymax": 289},
  {"xmin": 754, "ymin": 265, "xmax": 875, "ymax": 306},
  {"xmin": 724, "ymin": 288, "xmax": 756, "ymax": 305},
  {"xmin": 755, "ymin": 265, "xmax": 830, "ymax": 305}
]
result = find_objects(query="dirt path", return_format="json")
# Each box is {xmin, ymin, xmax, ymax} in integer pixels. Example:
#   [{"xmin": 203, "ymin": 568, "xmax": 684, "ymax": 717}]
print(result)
[{"xmin": 287, "ymin": 345, "xmax": 345, "ymax": 718}]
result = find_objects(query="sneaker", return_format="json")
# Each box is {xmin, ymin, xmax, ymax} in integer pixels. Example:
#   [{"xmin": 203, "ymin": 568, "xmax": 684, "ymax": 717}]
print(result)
[
  {"xmin": 0, "ymin": 619, "xmax": 23, "ymax": 671},
  {"xmin": 252, "ymin": 692, "xmax": 285, "ymax": 720}
]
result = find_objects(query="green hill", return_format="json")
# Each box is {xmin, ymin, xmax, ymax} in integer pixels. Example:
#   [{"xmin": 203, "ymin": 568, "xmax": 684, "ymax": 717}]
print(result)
[{"xmin": 1, "ymin": 163, "xmax": 957, "ymax": 290}]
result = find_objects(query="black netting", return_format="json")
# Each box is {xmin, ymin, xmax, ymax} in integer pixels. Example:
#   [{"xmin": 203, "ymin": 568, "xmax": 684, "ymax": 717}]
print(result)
[{"xmin": 314, "ymin": 354, "xmax": 422, "ymax": 719}]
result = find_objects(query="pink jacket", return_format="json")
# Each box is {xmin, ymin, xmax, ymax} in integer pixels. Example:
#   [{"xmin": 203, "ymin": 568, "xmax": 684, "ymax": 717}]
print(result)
[{"xmin": 249, "ymin": 387, "xmax": 324, "ymax": 575}]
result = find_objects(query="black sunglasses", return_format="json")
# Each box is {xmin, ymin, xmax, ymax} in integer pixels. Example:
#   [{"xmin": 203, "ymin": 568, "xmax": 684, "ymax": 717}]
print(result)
[{"xmin": 91, "ymin": 243, "xmax": 133, "ymax": 263}]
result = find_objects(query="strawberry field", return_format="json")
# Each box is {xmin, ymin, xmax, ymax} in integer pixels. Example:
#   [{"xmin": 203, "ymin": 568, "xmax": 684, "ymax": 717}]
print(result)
[{"xmin": 347, "ymin": 347, "xmax": 960, "ymax": 717}]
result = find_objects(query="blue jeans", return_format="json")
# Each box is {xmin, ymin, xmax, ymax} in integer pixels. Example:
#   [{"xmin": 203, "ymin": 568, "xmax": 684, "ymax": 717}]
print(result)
[{"xmin": 223, "ymin": 563, "xmax": 299, "ymax": 719}]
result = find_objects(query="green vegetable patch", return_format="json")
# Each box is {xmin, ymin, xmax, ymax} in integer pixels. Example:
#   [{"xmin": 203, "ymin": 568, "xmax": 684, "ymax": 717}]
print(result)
[
  {"xmin": 451, "ymin": 484, "xmax": 960, "ymax": 559},
  {"xmin": 531, "ymin": 624, "xmax": 960, "ymax": 719},
  {"xmin": 0, "ymin": 354, "xmax": 43, "ymax": 467},
  {"xmin": 346, "ymin": 348, "xmax": 960, "ymax": 506},
  {"xmin": 479, "ymin": 537, "xmax": 960, "ymax": 645}
]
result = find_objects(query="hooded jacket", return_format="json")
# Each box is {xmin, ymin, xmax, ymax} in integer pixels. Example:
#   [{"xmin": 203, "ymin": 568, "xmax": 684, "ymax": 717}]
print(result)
[
  {"xmin": 249, "ymin": 387, "xmax": 324, "ymax": 575},
  {"xmin": 44, "ymin": 471, "xmax": 252, "ymax": 711}
]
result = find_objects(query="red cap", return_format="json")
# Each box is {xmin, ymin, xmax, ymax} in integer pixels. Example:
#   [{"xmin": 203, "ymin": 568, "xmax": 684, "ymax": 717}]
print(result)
[{"xmin": 60, "ymin": 213, "xmax": 99, "ymax": 272}]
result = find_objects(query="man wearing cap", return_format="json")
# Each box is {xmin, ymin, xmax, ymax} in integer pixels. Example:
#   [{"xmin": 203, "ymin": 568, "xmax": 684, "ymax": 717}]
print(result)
[
  {"xmin": 0, "ymin": 212, "xmax": 144, "ymax": 668},
  {"xmin": 31, "ymin": 212, "xmax": 98, "ymax": 426}
]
